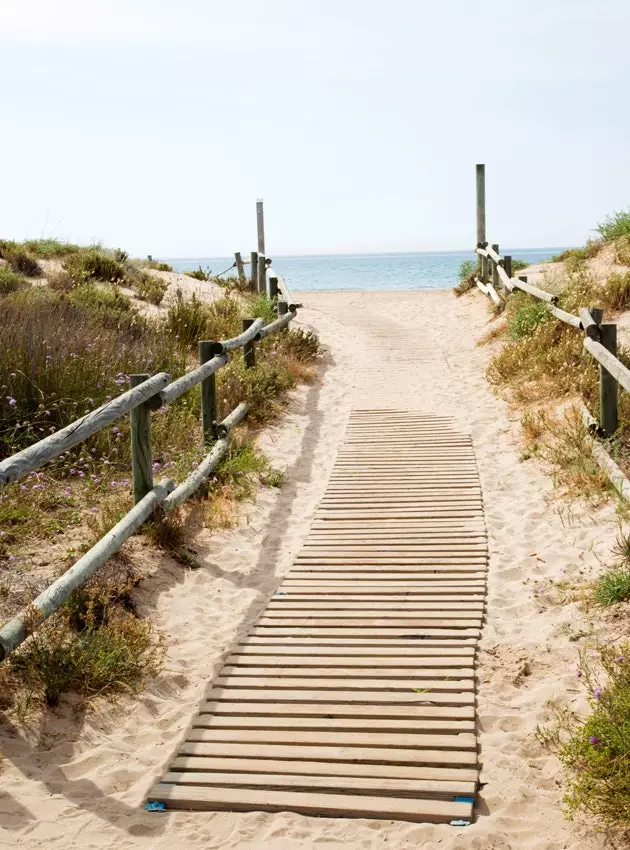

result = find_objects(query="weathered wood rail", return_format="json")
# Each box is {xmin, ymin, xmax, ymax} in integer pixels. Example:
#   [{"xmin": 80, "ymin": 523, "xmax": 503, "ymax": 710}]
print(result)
[
  {"xmin": 473, "ymin": 163, "xmax": 629, "ymax": 440},
  {"xmin": 0, "ymin": 234, "xmax": 298, "ymax": 659}
]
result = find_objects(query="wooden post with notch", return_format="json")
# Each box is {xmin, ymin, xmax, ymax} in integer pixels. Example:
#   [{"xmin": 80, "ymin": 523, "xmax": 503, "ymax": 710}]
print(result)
[
  {"xmin": 278, "ymin": 300, "xmax": 288, "ymax": 316},
  {"xmin": 476, "ymin": 164, "xmax": 488, "ymax": 284},
  {"xmin": 234, "ymin": 252, "xmax": 245, "ymax": 281},
  {"xmin": 599, "ymin": 318, "xmax": 618, "ymax": 437},
  {"xmin": 243, "ymin": 319, "xmax": 256, "ymax": 369},
  {"xmin": 130, "ymin": 374, "xmax": 154, "ymax": 504},
  {"xmin": 257, "ymin": 254, "xmax": 267, "ymax": 295},
  {"xmin": 199, "ymin": 340, "xmax": 219, "ymax": 444},
  {"xmin": 250, "ymin": 251, "xmax": 258, "ymax": 292},
  {"xmin": 492, "ymin": 243, "xmax": 499, "ymax": 291}
]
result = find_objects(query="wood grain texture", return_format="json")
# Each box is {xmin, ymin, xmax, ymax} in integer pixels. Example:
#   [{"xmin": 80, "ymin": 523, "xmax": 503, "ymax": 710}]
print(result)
[{"xmin": 151, "ymin": 410, "xmax": 486, "ymax": 825}]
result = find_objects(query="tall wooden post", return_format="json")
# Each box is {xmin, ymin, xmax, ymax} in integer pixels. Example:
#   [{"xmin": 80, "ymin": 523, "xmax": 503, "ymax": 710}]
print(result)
[
  {"xmin": 199, "ymin": 340, "xmax": 218, "ymax": 444},
  {"xmin": 599, "ymin": 323, "xmax": 618, "ymax": 437},
  {"xmin": 234, "ymin": 252, "xmax": 245, "ymax": 280},
  {"xmin": 476, "ymin": 164, "xmax": 488, "ymax": 284},
  {"xmin": 130, "ymin": 374, "xmax": 153, "ymax": 504},
  {"xmin": 256, "ymin": 199, "xmax": 265, "ymax": 254},
  {"xmin": 269, "ymin": 276, "xmax": 279, "ymax": 301},
  {"xmin": 250, "ymin": 251, "xmax": 258, "ymax": 291},
  {"xmin": 504, "ymin": 255, "xmax": 512, "ymax": 281},
  {"xmin": 243, "ymin": 319, "xmax": 256, "ymax": 369}
]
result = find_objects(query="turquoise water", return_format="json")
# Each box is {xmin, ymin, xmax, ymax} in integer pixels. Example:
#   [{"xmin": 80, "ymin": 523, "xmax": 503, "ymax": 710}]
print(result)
[{"xmin": 161, "ymin": 249, "xmax": 567, "ymax": 292}]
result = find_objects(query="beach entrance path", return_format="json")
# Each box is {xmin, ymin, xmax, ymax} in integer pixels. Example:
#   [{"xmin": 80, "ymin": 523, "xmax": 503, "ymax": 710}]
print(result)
[{"xmin": 148, "ymin": 409, "xmax": 486, "ymax": 824}]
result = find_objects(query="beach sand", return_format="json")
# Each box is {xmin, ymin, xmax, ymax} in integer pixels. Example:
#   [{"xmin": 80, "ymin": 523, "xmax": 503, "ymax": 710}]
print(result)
[{"xmin": 0, "ymin": 288, "xmax": 618, "ymax": 849}]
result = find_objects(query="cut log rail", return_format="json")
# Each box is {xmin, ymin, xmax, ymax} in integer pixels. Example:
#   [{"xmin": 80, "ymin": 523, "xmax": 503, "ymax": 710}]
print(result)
[
  {"xmin": 0, "ymin": 303, "xmax": 298, "ymax": 661},
  {"xmin": 148, "ymin": 410, "xmax": 487, "ymax": 825},
  {"xmin": 472, "ymin": 163, "xmax": 629, "ymax": 440}
]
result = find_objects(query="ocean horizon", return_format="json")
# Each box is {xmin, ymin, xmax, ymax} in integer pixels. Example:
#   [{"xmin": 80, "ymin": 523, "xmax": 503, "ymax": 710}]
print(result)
[{"xmin": 160, "ymin": 248, "xmax": 567, "ymax": 292}]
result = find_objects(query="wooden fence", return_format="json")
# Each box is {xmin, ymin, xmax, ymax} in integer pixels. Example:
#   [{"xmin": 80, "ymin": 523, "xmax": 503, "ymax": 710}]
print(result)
[
  {"xmin": 0, "ymin": 208, "xmax": 299, "ymax": 661},
  {"xmin": 474, "ymin": 163, "xmax": 630, "ymax": 440}
]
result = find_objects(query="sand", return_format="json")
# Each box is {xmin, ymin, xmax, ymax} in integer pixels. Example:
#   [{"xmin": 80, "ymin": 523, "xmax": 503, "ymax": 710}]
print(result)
[{"xmin": 0, "ymin": 288, "xmax": 620, "ymax": 849}]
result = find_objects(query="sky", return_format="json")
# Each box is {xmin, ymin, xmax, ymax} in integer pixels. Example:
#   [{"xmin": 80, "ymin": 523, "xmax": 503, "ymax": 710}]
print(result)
[{"xmin": 1, "ymin": 0, "xmax": 629, "ymax": 257}]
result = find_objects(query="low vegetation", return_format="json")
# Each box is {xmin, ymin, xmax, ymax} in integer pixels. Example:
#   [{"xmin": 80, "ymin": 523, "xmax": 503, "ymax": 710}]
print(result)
[
  {"xmin": 0, "ymin": 239, "xmax": 320, "ymax": 714},
  {"xmin": 481, "ymin": 205, "xmax": 630, "ymax": 490},
  {"xmin": 453, "ymin": 259, "xmax": 478, "ymax": 296}
]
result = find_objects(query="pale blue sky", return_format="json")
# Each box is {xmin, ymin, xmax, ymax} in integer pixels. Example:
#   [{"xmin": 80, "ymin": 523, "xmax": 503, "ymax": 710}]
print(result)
[{"xmin": 1, "ymin": 0, "xmax": 628, "ymax": 256}]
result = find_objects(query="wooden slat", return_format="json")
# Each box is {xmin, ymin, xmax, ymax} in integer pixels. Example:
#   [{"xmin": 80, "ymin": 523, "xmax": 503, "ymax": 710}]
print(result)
[
  {"xmin": 186, "ymin": 729, "xmax": 478, "ymax": 750},
  {"xmin": 148, "ymin": 784, "xmax": 474, "ymax": 823},
  {"xmin": 177, "ymin": 740, "xmax": 478, "ymax": 766},
  {"xmin": 162, "ymin": 770, "xmax": 476, "ymax": 798},
  {"xmin": 154, "ymin": 410, "xmax": 485, "ymax": 824},
  {"xmin": 193, "ymin": 714, "xmax": 476, "ymax": 733}
]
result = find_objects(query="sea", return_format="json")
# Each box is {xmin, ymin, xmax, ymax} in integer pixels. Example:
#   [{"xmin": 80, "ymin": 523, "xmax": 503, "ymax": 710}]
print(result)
[{"xmin": 160, "ymin": 248, "xmax": 566, "ymax": 293}]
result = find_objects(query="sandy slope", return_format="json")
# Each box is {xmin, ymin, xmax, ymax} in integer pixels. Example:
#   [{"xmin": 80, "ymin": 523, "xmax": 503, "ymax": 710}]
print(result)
[{"xmin": 0, "ymin": 288, "xmax": 619, "ymax": 849}]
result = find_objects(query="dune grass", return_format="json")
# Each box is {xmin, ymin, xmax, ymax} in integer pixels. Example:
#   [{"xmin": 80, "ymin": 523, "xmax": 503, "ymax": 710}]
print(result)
[{"xmin": 0, "ymin": 257, "xmax": 320, "ymax": 711}]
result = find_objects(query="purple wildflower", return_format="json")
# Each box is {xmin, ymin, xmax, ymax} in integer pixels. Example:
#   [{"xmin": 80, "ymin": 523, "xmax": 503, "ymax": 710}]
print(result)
[
  {"xmin": 615, "ymin": 655, "xmax": 625, "ymax": 663},
  {"xmin": 589, "ymin": 736, "xmax": 601, "ymax": 746},
  {"xmin": 576, "ymin": 670, "xmax": 583, "ymax": 679},
  {"xmin": 594, "ymin": 687, "xmax": 603, "ymax": 699},
  {"xmin": 6, "ymin": 397, "xmax": 16, "ymax": 407}
]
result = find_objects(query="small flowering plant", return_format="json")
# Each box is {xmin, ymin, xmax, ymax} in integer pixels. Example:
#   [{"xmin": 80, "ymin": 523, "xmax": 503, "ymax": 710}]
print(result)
[{"xmin": 560, "ymin": 642, "xmax": 630, "ymax": 826}]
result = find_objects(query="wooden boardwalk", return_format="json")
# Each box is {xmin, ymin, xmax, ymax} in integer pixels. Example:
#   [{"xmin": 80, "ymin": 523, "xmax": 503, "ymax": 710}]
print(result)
[{"xmin": 148, "ymin": 410, "xmax": 487, "ymax": 824}]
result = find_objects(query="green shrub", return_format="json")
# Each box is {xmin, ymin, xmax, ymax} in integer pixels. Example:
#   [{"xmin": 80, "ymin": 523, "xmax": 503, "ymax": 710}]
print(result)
[
  {"xmin": 65, "ymin": 249, "xmax": 126, "ymax": 284},
  {"xmin": 511, "ymin": 258, "xmax": 529, "ymax": 272},
  {"xmin": 454, "ymin": 260, "xmax": 478, "ymax": 296},
  {"xmin": 508, "ymin": 300, "xmax": 550, "ymax": 339},
  {"xmin": 614, "ymin": 236, "xmax": 630, "ymax": 267},
  {"xmin": 559, "ymin": 643, "xmax": 630, "ymax": 827},
  {"xmin": 597, "ymin": 209, "xmax": 630, "ymax": 243},
  {"xmin": 165, "ymin": 290, "xmax": 241, "ymax": 348},
  {"xmin": 23, "ymin": 239, "xmax": 80, "ymax": 258},
  {"xmin": 184, "ymin": 266, "xmax": 211, "ymax": 281},
  {"xmin": 246, "ymin": 293, "xmax": 277, "ymax": 324},
  {"xmin": 0, "ymin": 244, "xmax": 43, "ymax": 277},
  {"xmin": 0, "ymin": 266, "xmax": 28, "ymax": 294},
  {"xmin": 144, "ymin": 260, "xmax": 173, "ymax": 272},
  {"xmin": 135, "ymin": 273, "xmax": 168, "ymax": 306},
  {"xmin": 602, "ymin": 271, "xmax": 630, "ymax": 310},
  {"xmin": 8, "ymin": 606, "xmax": 163, "ymax": 707}
]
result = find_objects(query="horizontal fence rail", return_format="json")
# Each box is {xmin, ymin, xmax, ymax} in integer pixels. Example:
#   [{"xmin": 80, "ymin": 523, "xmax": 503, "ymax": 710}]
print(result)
[
  {"xmin": 0, "ymin": 291, "xmax": 298, "ymax": 661},
  {"xmin": 473, "ymin": 163, "xmax": 625, "ymax": 441}
]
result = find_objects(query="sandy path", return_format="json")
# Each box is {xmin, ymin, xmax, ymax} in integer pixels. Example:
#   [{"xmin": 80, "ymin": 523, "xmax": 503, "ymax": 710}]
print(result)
[{"xmin": 1, "ymin": 289, "xmax": 617, "ymax": 849}]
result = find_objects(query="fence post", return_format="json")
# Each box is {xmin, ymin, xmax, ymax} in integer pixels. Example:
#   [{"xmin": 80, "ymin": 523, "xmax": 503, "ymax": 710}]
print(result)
[
  {"xmin": 234, "ymin": 252, "xmax": 245, "ymax": 281},
  {"xmin": 257, "ymin": 253, "xmax": 267, "ymax": 295},
  {"xmin": 130, "ymin": 374, "xmax": 154, "ymax": 504},
  {"xmin": 269, "ymin": 276, "xmax": 279, "ymax": 301},
  {"xmin": 476, "ymin": 164, "xmax": 488, "ymax": 284},
  {"xmin": 278, "ymin": 300, "xmax": 288, "ymax": 316},
  {"xmin": 199, "ymin": 340, "xmax": 219, "ymax": 444},
  {"xmin": 243, "ymin": 319, "xmax": 256, "ymax": 368},
  {"xmin": 492, "ymin": 243, "xmax": 499, "ymax": 291},
  {"xmin": 599, "ymin": 322, "xmax": 618, "ymax": 437},
  {"xmin": 250, "ymin": 251, "xmax": 258, "ymax": 291},
  {"xmin": 257, "ymin": 199, "xmax": 265, "ymax": 254},
  {"xmin": 504, "ymin": 255, "xmax": 512, "ymax": 281}
]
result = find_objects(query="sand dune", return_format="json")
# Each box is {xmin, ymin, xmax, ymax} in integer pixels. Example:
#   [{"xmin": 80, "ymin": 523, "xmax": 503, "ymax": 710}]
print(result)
[{"xmin": 0, "ymin": 288, "xmax": 615, "ymax": 849}]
